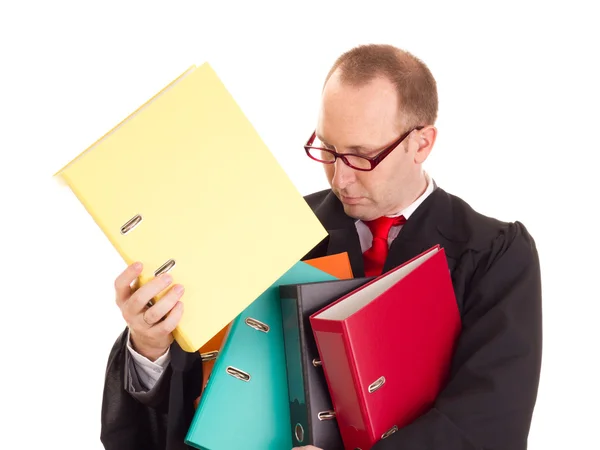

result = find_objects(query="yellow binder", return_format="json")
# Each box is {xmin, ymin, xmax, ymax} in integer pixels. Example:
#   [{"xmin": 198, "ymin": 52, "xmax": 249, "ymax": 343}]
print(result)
[{"xmin": 54, "ymin": 63, "xmax": 327, "ymax": 352}]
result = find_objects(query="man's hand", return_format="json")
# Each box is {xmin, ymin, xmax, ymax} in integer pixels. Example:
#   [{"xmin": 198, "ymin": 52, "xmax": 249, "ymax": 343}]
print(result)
[
  {"xmin": 115, "ymin": 262, "xmax": 184, "ymax": 361},
  {"xmin": 292, "ymin": 447, "xmax": 323, "ymax": 450}
]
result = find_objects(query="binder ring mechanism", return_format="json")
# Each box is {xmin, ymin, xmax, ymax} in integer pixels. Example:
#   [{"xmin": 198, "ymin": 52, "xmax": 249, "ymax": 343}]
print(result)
[
  {"xmin": 144, "ymin": 259, "xmax": 176, "ymax": 307},
  {"xmin": 200, "ymin": 351, "xmax": 218, "ymax": 362},
  {"xmin": 381, "ymin": 425, "xmax": 398, "ymax": 439},
  {"xmin": 120, "ymin": 214, "xmax": 143, "ymax": 235},
  {"xmin": 155, "ymin": 259, "xmax": 176, "ymax": 277},
  {"xmin": 121, "ymin": 214, "xmax": 178, "ymax": 280},
  {"xmin": 224, "ymin": 318, "xmax": 270, "ymax": 384},
  {"xmin": 317, "ymin": 410, "xmax": 335, "ymax": 421},
  {"xmin": 368, "ymin": 376, "xmax": 386, "ymax": 393},
  {"xmin": 245, "ymin": 317, "xmax": 269, "ymax": 333},
  {"xmin": 121, "ymin": 214, "xmax": 178, "ymax": 309},
  {"xmin": 226, "ymin": 366, "xmax": 251, "ymax": 382},
  {"xmin": 294, "ymin": 423, "xmax": 304, "ymax": 443},
  {"xmin": 312, "ymin": 358, "xmax": 322, "ymax": 367}
]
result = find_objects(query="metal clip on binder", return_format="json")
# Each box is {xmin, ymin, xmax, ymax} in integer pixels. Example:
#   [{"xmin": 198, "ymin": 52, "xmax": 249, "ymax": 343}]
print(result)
[
  {"xmin": 317, "ymin": 410, "xmax": 335, "ymax": 421},
  {"xmin": 381, "ymin": 425, "xmax": 398, "ymax": 439},
  {"xmin": 200, "ymin": 351, "xmax": 219, "ymax": 362},
  {"xmin": 121, "ymin": 214, "xmax": 178, "ymax": 307},
  {"xmin": 120, "ymin": 214, "xmax": 142, "ymax": 235},
  {"xmin": 225, "ymin": 316, "xmax": 270, "ymax": 383},
  {"xmin": 368, "ymin": 376, "xmax": 385, "ymax": 393}
]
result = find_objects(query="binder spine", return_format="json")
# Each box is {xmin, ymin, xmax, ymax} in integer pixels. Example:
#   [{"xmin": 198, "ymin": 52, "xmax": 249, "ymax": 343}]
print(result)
[
  {"xmin": 222, "ymin": 315, "xmax": 269, "ymax": 383},
  {"xmin": 345, "ymin": 322, "xmax": 400, "ymax": 445},
  {"xmin": 342, "ymin": 321, "xmax": 375, "ymax": 448},
  {"xmin": 280, "ymin": 287, "xmax": 310, "ymax": 447},
  {"xmin": 311, "ymin": 321, "xmax": 366, "ymax": 450}
]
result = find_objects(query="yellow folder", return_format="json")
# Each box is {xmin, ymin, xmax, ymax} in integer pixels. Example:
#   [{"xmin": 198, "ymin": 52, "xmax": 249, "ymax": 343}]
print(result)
[{"xmin": 54, "ymin": 62, "xmax": 328, "ymax": 352}]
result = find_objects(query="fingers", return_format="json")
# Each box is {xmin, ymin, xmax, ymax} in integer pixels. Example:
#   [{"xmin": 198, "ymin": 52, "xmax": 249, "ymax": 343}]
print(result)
[
  {"xmin": 142, "ymin": 284, "xmax": 185, "ymax": 326},
  {"xmin": 154, "ymin": 300, "xmax": 184, "ymax": 334},
  {"xmin": 123, "ymin": 272, "xmax": 174, "ymax": 321},
  {"xmin": 115, "ymin": 262, "xmax": 143, "ymax": 308},
  {"xmin": 115, "ymin": 265, "xmax": 184, "ymax": 361}
]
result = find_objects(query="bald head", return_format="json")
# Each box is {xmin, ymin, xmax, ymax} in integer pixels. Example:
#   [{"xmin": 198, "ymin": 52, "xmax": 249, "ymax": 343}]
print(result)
[{"xmin": 323, "ymin": 44, "xmax": 438, "ymax": 128}]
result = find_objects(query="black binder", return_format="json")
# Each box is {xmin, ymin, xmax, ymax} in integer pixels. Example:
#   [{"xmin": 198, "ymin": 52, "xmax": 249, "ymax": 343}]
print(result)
[{"xmin": 279, "ymin": 277, "xmax": 374, "ymax": 449}]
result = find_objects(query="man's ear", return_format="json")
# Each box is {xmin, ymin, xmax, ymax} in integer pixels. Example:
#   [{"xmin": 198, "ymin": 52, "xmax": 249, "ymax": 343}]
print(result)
[{"xmin": 414, "ymin": 126, "xmax": 437, "ymax": 164}]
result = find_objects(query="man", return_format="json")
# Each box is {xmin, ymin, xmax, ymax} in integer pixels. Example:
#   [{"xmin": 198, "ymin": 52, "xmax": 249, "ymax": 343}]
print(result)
[{"xmin": 100, "ymin": 44, "xmax": 542, "ymax": 450}]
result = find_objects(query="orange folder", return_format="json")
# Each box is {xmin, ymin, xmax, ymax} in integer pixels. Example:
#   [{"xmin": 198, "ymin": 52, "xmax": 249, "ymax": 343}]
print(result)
[
  {"xmin": 304, "ymin": 252, "xmax": 354, "ymax": 280},
  {"xmin": 194, "ymin": 251, "xmax": 353, "ymax": 406}
]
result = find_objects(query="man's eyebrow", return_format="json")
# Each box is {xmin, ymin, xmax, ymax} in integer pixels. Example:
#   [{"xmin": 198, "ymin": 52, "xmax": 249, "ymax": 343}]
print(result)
[
  {"xmin": 347, "ymin": 144, "xmax": 379, "ymax": 153},
  {"xmin": 316, "ymin": 134, "xmax": 378, "ymax": 153},
  {"xmin": 316, "ymin": 133, "xmax": 333, "ymax": 147}
]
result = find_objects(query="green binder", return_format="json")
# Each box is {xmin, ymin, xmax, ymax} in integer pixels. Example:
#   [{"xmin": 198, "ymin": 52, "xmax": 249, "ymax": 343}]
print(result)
[{"xmin": 185, "ymin": 260, "xmax": 337, "ymax": 449}]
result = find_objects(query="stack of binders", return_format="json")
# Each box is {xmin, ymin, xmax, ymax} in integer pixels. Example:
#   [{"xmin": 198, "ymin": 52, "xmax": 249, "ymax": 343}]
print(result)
[
  {"xmin": 185, "ymin": 253, "xmax": 354, "ymax": 449},
  {"xmin": 274, "ymin": 245, "xmax": 460, "ymax": 450},
  {"xmin": 185, "ymin": 245, "xmax": 460, "ymax": 450},
  {"xmin": 55, "ymin": 61, "xmax": 462, "ymax": 450}
]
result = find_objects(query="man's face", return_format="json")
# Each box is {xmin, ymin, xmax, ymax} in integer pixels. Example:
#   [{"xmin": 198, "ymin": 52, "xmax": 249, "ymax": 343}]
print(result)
[{"xmin": 316, "ymin": 72, "xmax": 423, "ymax": 221}]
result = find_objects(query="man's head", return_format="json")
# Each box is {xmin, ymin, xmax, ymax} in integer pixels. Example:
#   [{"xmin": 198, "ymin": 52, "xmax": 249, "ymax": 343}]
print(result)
[{"xmin": 309, "ymin": 44, "xmax": 438, "ymax": 221}]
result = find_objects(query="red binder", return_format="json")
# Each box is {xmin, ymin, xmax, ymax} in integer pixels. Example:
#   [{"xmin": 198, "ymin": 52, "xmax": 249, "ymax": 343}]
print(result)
[{"xmin": 309, "ymin": 245, "xmax": 461, "ymax": 449}]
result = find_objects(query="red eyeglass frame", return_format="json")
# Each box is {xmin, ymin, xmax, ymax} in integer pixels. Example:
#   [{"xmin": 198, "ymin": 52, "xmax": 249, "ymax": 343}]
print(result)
[{"xmin": 304, "ymin": 126, "xmax": 424, "ymax": 171}]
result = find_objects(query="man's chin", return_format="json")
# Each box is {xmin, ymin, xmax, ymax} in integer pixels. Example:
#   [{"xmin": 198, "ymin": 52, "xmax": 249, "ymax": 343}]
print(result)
[{"xmin": 341, "ymin": 202, "xmax": 370, "ymax": 219}]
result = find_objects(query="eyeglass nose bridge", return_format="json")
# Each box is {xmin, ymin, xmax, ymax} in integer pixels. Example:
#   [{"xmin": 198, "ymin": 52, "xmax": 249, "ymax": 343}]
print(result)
[
  {"xmin": 335, "ymin": 153, "xmax": 353, "ymax": 168},
  {"xmin": 331, "ymin": 154, "xmax": 357, "ymax": 184},
  {"xmin": 320, "ymin": 149, "xmax": 353, "ymax": 169}
]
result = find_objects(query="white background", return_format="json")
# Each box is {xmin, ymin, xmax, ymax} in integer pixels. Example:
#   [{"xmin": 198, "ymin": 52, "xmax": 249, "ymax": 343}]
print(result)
[{"xmin": 1, "ymin": 1, "xmax": 598, "ymax": 449}]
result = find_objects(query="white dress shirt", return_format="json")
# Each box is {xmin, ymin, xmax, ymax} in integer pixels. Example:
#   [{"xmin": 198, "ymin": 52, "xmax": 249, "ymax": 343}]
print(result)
[
  {"xmin": 127, "ymin": 332, "xmax": 171, "ymax": 390},
  {"xmin": 128, "ymin": 172, "xmax": 435, "ymax": 391}
]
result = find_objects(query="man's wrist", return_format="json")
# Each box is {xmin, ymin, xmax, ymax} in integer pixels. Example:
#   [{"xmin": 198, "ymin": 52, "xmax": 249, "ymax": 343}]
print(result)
[
  {"xmin": 132, "ymin": 343, "xmax": 170, "ymax": 362},
  {"xmin": 126, "ymin": 330, "xmax": 170, "ymax": 365},
  {"xmin": 129, "ymin": 334, "xmax": 169, "ymax": 362}
]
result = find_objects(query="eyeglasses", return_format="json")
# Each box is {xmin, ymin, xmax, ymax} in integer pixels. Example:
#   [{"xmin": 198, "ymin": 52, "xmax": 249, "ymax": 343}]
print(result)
[{"xmin": 304, "ymin": 126, "xmax": 424, "ymax": 171}]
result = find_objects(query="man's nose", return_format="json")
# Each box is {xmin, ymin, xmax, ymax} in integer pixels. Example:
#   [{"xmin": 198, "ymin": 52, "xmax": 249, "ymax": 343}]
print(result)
[{"xmin": 331, "ymin": 158, "xmax": 355, "ymax": 190}]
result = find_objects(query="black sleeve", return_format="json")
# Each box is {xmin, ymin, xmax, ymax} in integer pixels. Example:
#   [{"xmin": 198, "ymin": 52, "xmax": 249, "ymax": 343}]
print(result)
[
  {"xmin": 372, "ymin": 222, "xmax": 543, "ymax": 450},
  {"xmin": 100, "ymin": 328, "xmax": 170, "ymax": 450},
  {"xmin": 124, "ymin": 331, "xmax": 173, "ymax": 406},
  {"xmin": 100, "ymin": 329, "xmax": 203, "ymax": 450}
]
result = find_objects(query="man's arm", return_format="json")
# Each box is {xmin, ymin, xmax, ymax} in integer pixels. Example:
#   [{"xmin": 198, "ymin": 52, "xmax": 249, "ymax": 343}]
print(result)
[
  {"xmin": 100, "ymin": 328, "xmax": 171, "ymax": 450},
  {"xmin": 373, "ymin": 222, "xmax": 543, "ymax": 450}
]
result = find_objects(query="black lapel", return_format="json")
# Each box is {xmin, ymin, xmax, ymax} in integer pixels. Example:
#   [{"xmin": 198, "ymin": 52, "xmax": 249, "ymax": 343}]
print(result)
[
  {"xmin": 306, "ymin": 186, "xmax": 469, "ymax": 280},
  {"xmin": 383, "ymin": 187, "xmax": 469, "ymax": 276}
]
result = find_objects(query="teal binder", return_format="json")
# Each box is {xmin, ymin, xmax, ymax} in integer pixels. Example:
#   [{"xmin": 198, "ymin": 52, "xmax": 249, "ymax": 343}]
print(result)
[{"xmin": 185, "ymin": 261, "xmax": 337, "ymax": 449}]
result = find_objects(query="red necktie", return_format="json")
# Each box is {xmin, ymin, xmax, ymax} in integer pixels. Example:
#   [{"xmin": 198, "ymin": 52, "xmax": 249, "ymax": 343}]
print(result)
[{"xmin": 362, "ymin": 215, "xmax": 407, "ymax": 277}]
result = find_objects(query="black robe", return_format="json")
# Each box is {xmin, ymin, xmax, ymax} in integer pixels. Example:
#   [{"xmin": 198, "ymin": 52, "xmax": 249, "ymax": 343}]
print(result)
[{"xmin": 100, "ymin": 186, "xmax": 542, "ymax": 450}]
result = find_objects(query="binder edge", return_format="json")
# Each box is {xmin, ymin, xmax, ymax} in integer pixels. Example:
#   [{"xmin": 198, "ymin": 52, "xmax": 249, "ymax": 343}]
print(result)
[
  {"xmin": 279, "ymin": 284, "xmax": 311, "ymax": 446},
  {"xmin": 52, "ymin": 63, "xmax": 199, "ymax": 180},
  {"xmin": 184, "ymin": 311, "xmax": 243, "ymax": 445}
]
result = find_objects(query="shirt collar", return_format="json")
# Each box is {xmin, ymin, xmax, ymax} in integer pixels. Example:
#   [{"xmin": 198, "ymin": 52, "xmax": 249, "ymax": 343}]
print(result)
[{"xmin": 392, "ymin": 171, "xmax": 435, "ymax": 219}]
